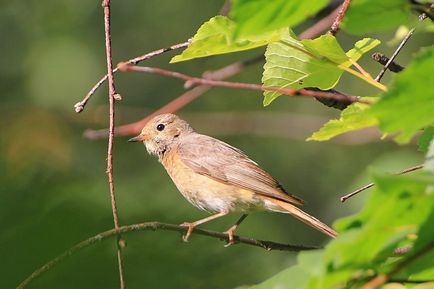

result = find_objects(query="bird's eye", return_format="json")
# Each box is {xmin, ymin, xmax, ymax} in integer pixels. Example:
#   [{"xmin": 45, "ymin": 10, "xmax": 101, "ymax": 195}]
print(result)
[{"xmin": 156, "ymin": 124, "xmax": 165, "ymax": 131}]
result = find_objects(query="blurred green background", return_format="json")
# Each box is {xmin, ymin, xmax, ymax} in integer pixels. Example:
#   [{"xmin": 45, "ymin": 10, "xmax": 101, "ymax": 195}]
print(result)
[{"xmin": 1, "ymin": 1, "xmax": 431, "ymax": 288}]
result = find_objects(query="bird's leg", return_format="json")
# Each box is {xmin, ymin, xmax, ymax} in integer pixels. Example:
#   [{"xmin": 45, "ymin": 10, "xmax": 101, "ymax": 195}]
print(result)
[
  {"xmin": 180, "ymin": 210, "xmax": 229, "ymax": 242},
  {"xmin": 223, "ymin": 214, "xmax": 248, "ymax": 247}
]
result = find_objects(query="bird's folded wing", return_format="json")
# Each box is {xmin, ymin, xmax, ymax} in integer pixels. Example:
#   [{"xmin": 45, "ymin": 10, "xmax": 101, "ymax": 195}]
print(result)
[{"xmin": 178, "ymin": 134, "xmax": 304, "ymax": 206}]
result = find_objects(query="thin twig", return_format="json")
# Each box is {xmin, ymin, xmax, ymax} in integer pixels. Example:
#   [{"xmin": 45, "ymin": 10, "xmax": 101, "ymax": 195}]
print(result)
[
  {"xmin": 372, "ymin": 53, "xmax": 405, "ymax": 73},
  {"xmin": 119, "ymin": 64, "xmax": 365, "ymax": 105},
  {"xmin": 329, "ymin": 0, "xmax": 352, "ymax": 35},
  {"xmin": 15, "ymin": 221, "xmax": 320, "ymax": 289},
  {"xmin": 101, "ymin": 1, "xmax": 126, "ymax": 288},
  {"xmin": 340, "ymin": 164, "xmax": 424, "ymax": 202},
  {"xmin": 74, "ymin": 41, "xmax": 190, "ymax": 113},
  {"xmin": 375, "ymin": 14, "xmax": 427, "ymax": 82}
]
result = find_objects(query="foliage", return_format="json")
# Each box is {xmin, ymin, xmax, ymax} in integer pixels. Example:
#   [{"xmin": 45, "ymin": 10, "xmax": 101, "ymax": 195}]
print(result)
[{"xmin": 262, "ymin": 35, "xmax": 379, "ymax": 105}]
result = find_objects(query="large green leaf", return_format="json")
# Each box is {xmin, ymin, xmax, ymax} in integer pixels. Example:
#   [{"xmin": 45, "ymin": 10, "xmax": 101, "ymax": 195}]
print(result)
[
  {"xmin": 170, "ymin": 16, "xmax": 282, "ymax": 63},
  {"xmin": 262, "ymin": 34, "xmax": 380, "ymax": 105},
  {"xmin": 307, "ymin": 98, "xmax": 378, "ymax": 141},
  {"xmin": 230, "ymin": 0, "xmax": 328, "ymax": 38},
  {"xmin": 313, "ymin": 171, "xmax": 434, "ymax": 289},
  {"xmin": 342, "ymin": 0, "xmax": 412, "ymax": 34},
  {"xmin": 368, "ymin": 47, "xmax": 434, "ymax": 143}
]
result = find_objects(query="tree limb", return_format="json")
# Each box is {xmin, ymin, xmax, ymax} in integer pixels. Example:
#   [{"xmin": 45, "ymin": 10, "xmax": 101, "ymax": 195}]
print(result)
[
  {"xmin": 15, "ymin": 221, "xmax": 320, "ymax": 289},
  {"xmin": 74, "ymin": 41, "xmax": 190, "ymax": 113},
  {"xmin": 101, "ymin": 0, "xmax": 125, "ymax": 288}
]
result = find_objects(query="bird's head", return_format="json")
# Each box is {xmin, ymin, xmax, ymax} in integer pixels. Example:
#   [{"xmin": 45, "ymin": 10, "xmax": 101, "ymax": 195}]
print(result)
[{"xmin": 128, "ymin": 113, "xmax": 193, "ymax": 156}]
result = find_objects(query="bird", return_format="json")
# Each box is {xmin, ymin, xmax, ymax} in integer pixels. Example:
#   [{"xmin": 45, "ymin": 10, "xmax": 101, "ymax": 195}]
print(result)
[{"xmin": 128, "ymin": 113, "xmax": 337, "ymax": 245}]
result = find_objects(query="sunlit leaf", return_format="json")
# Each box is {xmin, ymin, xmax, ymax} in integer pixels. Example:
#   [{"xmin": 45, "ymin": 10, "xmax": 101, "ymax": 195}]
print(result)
[
  {"xmin": 262, "ymin": 33, "xmax": 379, "ymax": 105},
  {"xmin": 307, "ymin": 98, "xmax": 378, "ymax": 141},
  {"xmin": 230, "ymin": 0, "xmax": 328, "ymax": 38},
  {"xmin": 170, "ymin": 16, "xmax": 283, "ymax": 63}
]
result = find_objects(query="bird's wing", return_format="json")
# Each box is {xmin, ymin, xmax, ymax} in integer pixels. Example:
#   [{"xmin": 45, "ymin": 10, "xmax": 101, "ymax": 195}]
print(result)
[{"xmin": 178, "ymin": 133, "xmax": 304, "ymax": 206}]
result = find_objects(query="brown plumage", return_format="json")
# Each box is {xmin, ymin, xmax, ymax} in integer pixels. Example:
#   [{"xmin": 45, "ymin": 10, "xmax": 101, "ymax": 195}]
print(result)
[{"xmin": 129, "ymin": 113, "xmax": 337, "ymax": 244}]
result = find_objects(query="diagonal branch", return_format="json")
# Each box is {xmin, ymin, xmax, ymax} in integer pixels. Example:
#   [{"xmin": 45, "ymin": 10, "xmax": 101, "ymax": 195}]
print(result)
[
  {"xmin": 101, "ymin": 1, "xmax": 125, "ymax": 288},
  {"xmin": 119, "ymin": 64, "xmax": 366, "ymax": 106},
  {"xmin": 340, "ymin": 164, "xmax": 424, "ymax": 202},
  {"xmin": 74, "ymin": 41, "xmax": 190, "ymax": 113},
  {"xmin": 15, "ymin": 221, "xmax": 320, "ymax": 289}
]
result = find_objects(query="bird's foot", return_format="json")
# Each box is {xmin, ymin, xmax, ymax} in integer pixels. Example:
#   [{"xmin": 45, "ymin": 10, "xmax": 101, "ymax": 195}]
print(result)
[
  {"xmin": 179, "ymin": 222, "xmax": 195, "ymax": 242},
  {"xmin": 223, "ymin": 226, "xmax": 237, "ymax": 247}
]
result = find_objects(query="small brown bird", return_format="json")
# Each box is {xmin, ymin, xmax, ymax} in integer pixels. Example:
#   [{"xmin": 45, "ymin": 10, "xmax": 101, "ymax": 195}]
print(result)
[{"xmin": 129, "ymin": 113, "xmax": 337, "ymax": 244}]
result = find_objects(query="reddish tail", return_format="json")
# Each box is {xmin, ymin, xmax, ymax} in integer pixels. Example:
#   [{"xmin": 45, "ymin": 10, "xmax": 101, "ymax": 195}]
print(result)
[{"xmin": 267, "ymin": 197, "xmax": 337, "ymax": 238}]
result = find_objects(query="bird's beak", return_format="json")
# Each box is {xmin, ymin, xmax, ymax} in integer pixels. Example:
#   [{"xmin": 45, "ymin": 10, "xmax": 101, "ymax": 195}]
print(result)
[{"xmin": 128, "ymin": 134, "xmax": 146, "ymax": 142}]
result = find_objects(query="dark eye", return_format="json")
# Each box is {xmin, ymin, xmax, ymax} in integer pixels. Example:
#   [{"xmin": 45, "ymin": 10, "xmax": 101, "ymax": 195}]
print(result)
[{"xmin": 156, "ymin": 124, "xmax": 165, "ymax": 131}]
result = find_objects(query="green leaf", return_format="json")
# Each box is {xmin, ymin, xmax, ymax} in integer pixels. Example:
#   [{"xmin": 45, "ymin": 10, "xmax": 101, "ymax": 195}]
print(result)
[
  {"xmin": 368, "ymin": 47, "xmax": 434, "ymax": 143},
  {"xmin": 418, "ymin": 128, "xmax": 434, "ymax": 153},
  {"xmin": 345, "ymin": 38, "xmax": 382, "ymax": 63},
  {"xmin": 342, "ymin": 0, "xmax": 412, "ymax": 34},
  {"xmin": 230, "ymin": 0, "xmax": 328, "ymax": 38},
  {"xmin": 262, "ymin": 33, "xmax": 379, "ymax": 105},
  {"xmin": 170, "ymin": 16, "xmax": 282, "ymax": 63},
  {"xmin": 306, "ymin": 98, "xmax": 378, "ymax": 141}
]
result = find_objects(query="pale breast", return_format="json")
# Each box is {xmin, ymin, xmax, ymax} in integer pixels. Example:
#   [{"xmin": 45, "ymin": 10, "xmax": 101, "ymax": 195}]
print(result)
[{"xmin": 160, "ymin": 149, "xmax": 267, "ymax": 213}]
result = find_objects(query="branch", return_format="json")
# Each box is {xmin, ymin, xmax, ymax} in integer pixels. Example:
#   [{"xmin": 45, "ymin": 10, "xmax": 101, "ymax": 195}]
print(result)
[
  {"xmin": 101, "ymin": 1, "xmax": 125, "ymax": 288},
  {"xmin": 15, "ymin": 221, "xmax": 320, "ymax": 289},
  {"xmin": 74, "ymin": 41, "xmax": 190, "ymax": 113},
  {"xmin": 119, "ymin": 64, "xmax": 365, "ymax": 105},
  {"xmin": 340, "ymin": 164, "xmax": 424, "ymax": 202},
  {"xmin": 371, "ymin": 53, "xmax": 404, "ymax": 73},
  {"xmin": 328, "ymin": 0, "xmax": 352, "ymax": 36},
  {"xmin": 375, "ymin": 13, "xmax": 427, "ymax": 82}
]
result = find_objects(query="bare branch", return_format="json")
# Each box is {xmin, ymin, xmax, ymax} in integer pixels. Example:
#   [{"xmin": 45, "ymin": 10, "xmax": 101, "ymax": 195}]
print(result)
[
  {"xmin": 15, "ymin": 221, "xmax": 320, "ymax": 289},
  {"xmin": 375, "ymin": 13, "xmax": 427, "ymax": 82},
  {"xmin": 119, "ymin": 64, "xmax": 365, "ymax": 106},
  {"xmin": 340, "ymin": 164, "xmax": 424, "ymax": 202},
  {"xmin": 74, "ymin": 41, "xmax": 190, "ymax": 113},
  {"xmin": 328, "ymin": 0, "xmax": 352, "ymax": 36},
  {"xmin": 101, "ymin": 0, "xmax": 125, "ymax": 288}
]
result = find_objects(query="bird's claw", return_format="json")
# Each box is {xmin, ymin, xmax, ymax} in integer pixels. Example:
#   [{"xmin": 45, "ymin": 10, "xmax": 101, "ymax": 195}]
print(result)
[
  {"xmin": 180, "ymin": 222, "xmax": 194, "ymax": 242},
  {"xmin": 223, "ymin": 228, "xmax": 236, "ymax": 247}
]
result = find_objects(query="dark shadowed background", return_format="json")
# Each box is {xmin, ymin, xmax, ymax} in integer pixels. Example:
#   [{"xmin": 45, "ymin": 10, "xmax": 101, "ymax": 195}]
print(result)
[{"xmin": 0, "ymin": 1, "xmax": 429, "ymax": 288}]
